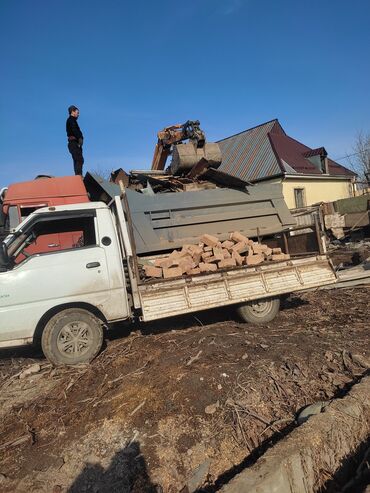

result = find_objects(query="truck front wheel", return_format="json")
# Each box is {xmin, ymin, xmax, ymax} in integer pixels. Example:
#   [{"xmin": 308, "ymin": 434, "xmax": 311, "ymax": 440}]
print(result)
[
  {"xmin": 41, "ymin": 308, "xmax": 104, "ymax": 366},
  {"xmin": 237, "ymin": 297, "xmax": 280, "ymax": 324}
]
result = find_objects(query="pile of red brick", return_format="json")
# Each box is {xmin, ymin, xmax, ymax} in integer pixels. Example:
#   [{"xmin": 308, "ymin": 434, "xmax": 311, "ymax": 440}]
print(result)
[{"xmin": 143, "ymin": 231, "xmax": 290, "ymax": 279}]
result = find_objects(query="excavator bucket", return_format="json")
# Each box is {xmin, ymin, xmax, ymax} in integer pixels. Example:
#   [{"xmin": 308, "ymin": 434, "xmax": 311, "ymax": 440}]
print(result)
[{"xmin": 170, "ymin": 142, "xmax": 222, "ymax": 175}]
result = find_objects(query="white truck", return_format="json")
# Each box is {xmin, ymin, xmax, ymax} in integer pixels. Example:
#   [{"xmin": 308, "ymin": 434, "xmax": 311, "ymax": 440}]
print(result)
[{"xmin": 0, "ymin": 195, "xmax": 337, "ymax": 366}]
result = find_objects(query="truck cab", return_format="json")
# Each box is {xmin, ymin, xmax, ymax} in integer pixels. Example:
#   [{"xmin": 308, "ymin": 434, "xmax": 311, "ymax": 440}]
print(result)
[{"xmin": 0, "ymin": 202, "xmax": 131, "ymax": 364}]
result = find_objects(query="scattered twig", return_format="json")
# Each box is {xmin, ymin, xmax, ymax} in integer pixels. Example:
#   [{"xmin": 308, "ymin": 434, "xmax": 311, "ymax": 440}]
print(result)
[
  {"xmin": 186, "ymin": 350, "xmax": 202, "ymax": 366},
  {"xmin": 130, "ymin": 399, "xmax": 146, "ymax": 417},
  {"xmin": 0, "ymin": 435, "xmax": 29, "ymax": 451},
  {"xmin": 193, "ymin": 316, "xmax": 204, "ymax": 326}
]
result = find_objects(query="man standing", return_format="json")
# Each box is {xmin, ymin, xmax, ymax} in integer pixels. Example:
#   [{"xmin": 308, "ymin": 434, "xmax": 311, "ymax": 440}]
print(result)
[{"xmin": 66, "ymin": 105, "xmax": 84, "ymax": 175}]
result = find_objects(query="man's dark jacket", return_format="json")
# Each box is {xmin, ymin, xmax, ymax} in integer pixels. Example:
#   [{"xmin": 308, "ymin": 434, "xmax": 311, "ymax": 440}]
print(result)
[{"xmin": 66, "ymin": 116, "xmax": 83, "ymax": 141}]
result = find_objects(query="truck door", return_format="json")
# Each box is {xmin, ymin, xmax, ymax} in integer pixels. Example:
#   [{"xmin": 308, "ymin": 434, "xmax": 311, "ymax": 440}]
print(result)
[
  {"xmin": 0, "ymin": 209, "xmax": 127, "ymax": 344},
  {"xmin": 19, "ymin": 205, "xmax": 60, "ymax": 256}
]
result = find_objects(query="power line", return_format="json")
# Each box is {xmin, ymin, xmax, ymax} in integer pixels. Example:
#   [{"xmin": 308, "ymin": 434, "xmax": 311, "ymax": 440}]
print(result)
[{"xmin": 333, "ymin": 148, "xmax": 370, "ymax": 162}]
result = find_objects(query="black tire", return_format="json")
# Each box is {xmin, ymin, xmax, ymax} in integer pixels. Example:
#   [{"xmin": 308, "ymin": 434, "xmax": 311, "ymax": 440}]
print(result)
[
  {"xmin": 237, "ymin": 297, "xmax": 280, "ymax": 324},
  {"xmin": 41, "ymin": 308, "xmax": 104, "ymax": 366}
]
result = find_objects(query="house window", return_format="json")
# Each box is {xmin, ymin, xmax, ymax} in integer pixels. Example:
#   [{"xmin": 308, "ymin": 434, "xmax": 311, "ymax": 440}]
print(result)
[{"xmin": 294, "ymin": 188, "xmax": 306, "ymax": 208}]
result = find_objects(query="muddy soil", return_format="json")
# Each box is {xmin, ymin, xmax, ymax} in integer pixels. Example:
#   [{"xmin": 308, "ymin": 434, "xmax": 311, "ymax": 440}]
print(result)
[{"xmin": 0, "ymin": 286, "xmax": 369, "ymax": 493}]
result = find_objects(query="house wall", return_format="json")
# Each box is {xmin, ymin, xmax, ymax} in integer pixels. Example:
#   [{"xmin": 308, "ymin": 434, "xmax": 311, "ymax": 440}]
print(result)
[{"xmin": 282, "ymin": 178, "xmax": 353, "ymax": 209}]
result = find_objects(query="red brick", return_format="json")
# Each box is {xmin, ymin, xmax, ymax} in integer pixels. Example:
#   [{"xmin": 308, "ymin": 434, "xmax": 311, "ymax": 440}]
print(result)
[
  {"xmin": 187, "ymin": 267, "xmax": 201, "ymax": 275},
  {"xmin": 272, "ymin": 253, "xmax": 290, "ymax": 261},
  {"xmin": 231, "ymin": 241, "xmax": 248, "ymax": 254},
  {"xmin": 245, "ymin": 254, "xmax": 264, "ymax": 266},
  {"xmin": 192, "ymin": 252, "xmax": 201, "ymax": 266},
  {"xmin": 205, "ymin": 254, "xmax": 224, "ymax": 263},
  {"xmin": 199, "ymin": 262, "xmax": 218, "ymax": 272},
  {"xmin": 143, "ymin": 265, "xmax": 163, "ymax": 278},
  {"xmin": 272, "ymin": 247, "xmax": 282, "ymax": 255},
  {"xmin": 163, "ymin": 266, "xmax": 183, "ymax": 278},
  {"xmin": 232, "ymin": 250, "xmax": 244, "ymax": 266},
  {"xmin": 221, "ymin": 240, "xmax": 235, "ymax": 250},
  {"xmin": 179, "ymin": 247, "xmax": 192, "ymax": 257},
  {"xmin": 178, "ymin": 256, "xmax": 195, "ymax": 273},
  {"xmin": 168, "ymin": 250, "xmax": 180, "ymax": 260},
  {"xmin": 200, "ymin": 234, "xmax": 219, "ymax": 247},
  {"xmin": 201, "ymin": 251, "xmax": 213, "ymax": 260},
  {"xmin": 187, "ymin": 244, "xmax": 203, "ymax": 256},
  {"xmin": 203, "ymin": 246, "xmax": 213, "ymax": 252},
  {"xmin": 230, "ymin": 231, "xmax": 249, "ymax": 243},
  {"xmin": 218, "ymin": 258, "xmax": 237, "ymax": 268},
  {"xmin": 154, "ymin": 257, "xmax": 174, "ymax": 269},
  {"xmin": 263, "ymin": 247, "xmax": 273, "ymax": 257},
  {"xmin": 213, "ymin": 246, "xmax": 223, "ymax": 257},
  {"xmin": 222, "ymin": 249, "xmax": 232, "ymax": 259}
]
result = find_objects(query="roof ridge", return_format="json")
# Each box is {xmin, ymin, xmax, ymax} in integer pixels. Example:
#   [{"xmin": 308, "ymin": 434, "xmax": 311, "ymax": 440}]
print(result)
[
  {"xmin": 216, "ymin": 118, "xmax": 279, "ymax": 143},
  {"xmin": 267, "ymin": 132, "xmax": 285, "ymax": 174}
]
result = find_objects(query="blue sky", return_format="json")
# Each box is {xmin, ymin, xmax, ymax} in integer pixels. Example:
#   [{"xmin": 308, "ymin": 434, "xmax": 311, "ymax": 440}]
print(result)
[{"xmin": 0, "ymin": 0, "xmax": 369, "ymax": 185}]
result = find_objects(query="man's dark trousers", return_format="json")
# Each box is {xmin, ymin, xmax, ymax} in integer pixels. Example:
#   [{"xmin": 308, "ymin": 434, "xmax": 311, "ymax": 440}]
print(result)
[{"xmin": 68, "ymin": 141, "xmax": 84, "ymax": 175}]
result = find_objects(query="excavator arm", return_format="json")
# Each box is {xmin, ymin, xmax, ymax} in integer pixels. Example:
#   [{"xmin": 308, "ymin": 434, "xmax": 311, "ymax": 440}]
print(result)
[{"xmin": 151, "ymin": 120, "xmax": 211, "ymax": 172}]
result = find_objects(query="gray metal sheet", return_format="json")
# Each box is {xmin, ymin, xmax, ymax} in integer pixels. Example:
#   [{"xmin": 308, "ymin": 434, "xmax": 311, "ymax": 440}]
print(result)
[
  {"xmin": 84, "ymin": 172, "xmax": 295, "ymax": 256},
  {"xmin": 218, "ymin": 120, "xmax": 282, "ymax": 182},
  {"xmin": 125, "ymin": 183, "xmax": 295, "ymax": 254}
]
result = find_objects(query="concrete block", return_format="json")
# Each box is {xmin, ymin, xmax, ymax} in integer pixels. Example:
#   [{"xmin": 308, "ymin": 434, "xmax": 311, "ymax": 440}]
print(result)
[{"xmin": 143, "ymin": 265, "xmax": 163, "ymax": 278}]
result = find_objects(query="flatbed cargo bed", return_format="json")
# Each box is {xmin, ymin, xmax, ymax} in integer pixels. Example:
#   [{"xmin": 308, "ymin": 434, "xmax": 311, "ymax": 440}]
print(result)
[{"xmin": 138, "ymin": 255, "xmax": 336, "ymax": 321}]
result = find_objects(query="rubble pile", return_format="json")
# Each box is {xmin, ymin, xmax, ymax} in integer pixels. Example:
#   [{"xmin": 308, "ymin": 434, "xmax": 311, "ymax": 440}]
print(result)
[{"xmin": 143, "ymin": 231, "xmax": 290, "ymax": 279}]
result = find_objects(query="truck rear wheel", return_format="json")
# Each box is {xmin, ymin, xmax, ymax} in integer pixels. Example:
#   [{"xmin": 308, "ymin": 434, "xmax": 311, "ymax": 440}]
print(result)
[
  {"xmin": 41, "ymin": 308, "xmax": 104, "ymax": 366},
  {"xmin": 237, "ymin": 297, "xmax": 280, "ymax": 324}
]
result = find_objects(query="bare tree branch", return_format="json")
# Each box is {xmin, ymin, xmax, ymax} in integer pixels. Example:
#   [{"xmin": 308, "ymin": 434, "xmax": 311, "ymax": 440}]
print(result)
[{"xmin": 346, "ymin": 130, "xmax": 370, "ymax": 184}]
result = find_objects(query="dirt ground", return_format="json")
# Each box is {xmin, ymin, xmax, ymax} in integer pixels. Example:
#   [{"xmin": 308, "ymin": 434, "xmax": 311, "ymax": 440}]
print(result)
[{"xmin": 0, "ymin": 249, "xmax": 369, "ymax": 492}]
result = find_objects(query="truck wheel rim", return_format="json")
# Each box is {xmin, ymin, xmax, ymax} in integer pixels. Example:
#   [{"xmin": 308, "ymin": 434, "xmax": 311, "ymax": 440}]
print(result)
[
  {"xmin": 250, "ymin": 300, "xmax": 272, "ymax": 316},
  {"xmin": 57, "ymin": 321, "xmax": 92, "ymax": 356}
]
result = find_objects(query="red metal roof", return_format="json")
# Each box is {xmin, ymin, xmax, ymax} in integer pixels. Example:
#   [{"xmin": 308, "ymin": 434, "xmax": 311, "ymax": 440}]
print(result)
[
  {"xmin": 218, "ymin": 119, "xmax": 355, "ymax": 182},
  {"xmin": 302, "ymin": 147, "xmax": 327, "ymax": 158},
  {"xmin": 268, "ymin": 128, "xmax": 355, "ymax": 176}
]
